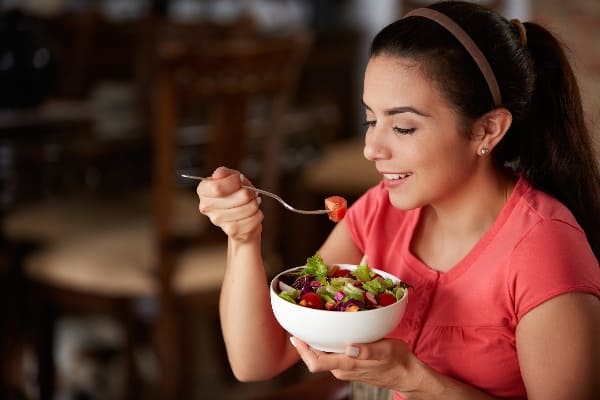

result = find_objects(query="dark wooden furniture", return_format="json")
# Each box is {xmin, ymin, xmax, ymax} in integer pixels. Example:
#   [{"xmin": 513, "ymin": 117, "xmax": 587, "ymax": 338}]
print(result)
[
  {"xmin": 7, "ymin": 23, "xmax": 312, "ymax": 400},
  {"xmin": 151, "ymin": 24, "xmax": 313, "ymax": 398}
]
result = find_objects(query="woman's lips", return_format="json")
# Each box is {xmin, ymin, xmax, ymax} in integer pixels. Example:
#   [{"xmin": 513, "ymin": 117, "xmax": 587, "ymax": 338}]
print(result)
[
  {"xmin": 383, "ymin": 173, "xmax": 412, "ymax": 180},
  {"xmin": 382, "ymin": 172, "xmax": 412, "ymax": 189}
]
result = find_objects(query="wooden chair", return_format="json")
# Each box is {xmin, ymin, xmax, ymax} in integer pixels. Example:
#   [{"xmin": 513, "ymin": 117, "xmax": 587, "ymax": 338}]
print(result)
[
  {"xmin": 151, "ymin": 24, "xmax": 313, "ymax": 398},
  {"xmin": 7, "ymin": 22, "xmax": 312, "ymax": 400}
]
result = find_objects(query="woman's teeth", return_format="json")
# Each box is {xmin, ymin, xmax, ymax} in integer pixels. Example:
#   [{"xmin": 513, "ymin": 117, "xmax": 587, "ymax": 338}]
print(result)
[{"xmin": 383, "ymin": 173, "xmax": 412, "ymax": 180}]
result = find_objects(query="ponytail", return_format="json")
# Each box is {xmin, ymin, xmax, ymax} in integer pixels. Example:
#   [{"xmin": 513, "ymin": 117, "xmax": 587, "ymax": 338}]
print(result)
[{"xmin": 518, "ymin": 22, "xmax": 600, "ymax": 260}]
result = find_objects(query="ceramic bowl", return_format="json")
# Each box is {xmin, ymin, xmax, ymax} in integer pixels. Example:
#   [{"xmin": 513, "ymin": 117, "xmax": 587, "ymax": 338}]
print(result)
[{"xmin": 270, "ymin": 264, "xmax": 408, "ymax": 353}]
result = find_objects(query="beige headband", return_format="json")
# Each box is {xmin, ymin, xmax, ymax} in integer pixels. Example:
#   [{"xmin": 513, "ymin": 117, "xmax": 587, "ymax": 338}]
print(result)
[
  {"xmin": 511, "ymin": 18, "xmax": 527, "ymax": 47},
  {"xmin": 404, "ymin": 8, "xmax": 502, "ymax": 107}
]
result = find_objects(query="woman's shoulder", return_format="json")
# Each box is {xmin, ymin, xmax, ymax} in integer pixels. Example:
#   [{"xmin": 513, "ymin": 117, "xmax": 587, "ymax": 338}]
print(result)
[
  {"xmin": 499, "ymin": 175, "xmax": 595, "ymax": 268},
  {"xmin": 507, "ymin": 178, "xmax": 600, "ymax": 320},
  {"xmin": 513, "ymin": 176, "xmax": 581, "ymax": 229}
]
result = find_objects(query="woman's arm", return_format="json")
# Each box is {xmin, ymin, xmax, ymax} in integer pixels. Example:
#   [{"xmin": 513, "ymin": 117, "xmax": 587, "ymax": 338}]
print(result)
[
  {"xmin": 197, "ymin": 168, "xmax": 296, "ymax": 381},
  {"xmin": 200, "ymin": 167, "xmax": 362, "ymax": 381},
  {"xmin": 516, "ymin": 291, "xmax": 600, "ymax": 399},
  {"xmin": 221, "ymin": 217, "xmax": 362, "ymax": 381},
  {"xmin": 219, "ymin": 235, "xmax": 300, "ymax": 381}
]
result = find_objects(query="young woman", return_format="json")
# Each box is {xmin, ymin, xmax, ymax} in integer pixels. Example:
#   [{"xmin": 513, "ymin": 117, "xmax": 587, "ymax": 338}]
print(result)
[{"xmin": 195, "ymin": 1, "xmax": 600, "ymax": 399}]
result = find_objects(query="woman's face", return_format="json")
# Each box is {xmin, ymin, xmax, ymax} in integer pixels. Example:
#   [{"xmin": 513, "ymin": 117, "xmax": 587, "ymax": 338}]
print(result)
[{"xmin": 363, "ymin": 55, "xmax": 479, "ymax": 210}]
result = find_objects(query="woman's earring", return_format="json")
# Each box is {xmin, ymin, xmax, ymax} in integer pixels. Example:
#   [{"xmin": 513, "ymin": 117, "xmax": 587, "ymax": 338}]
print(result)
[{"xmin": 478, "ymin": 147, "xmax": 489, "ymax": 156}]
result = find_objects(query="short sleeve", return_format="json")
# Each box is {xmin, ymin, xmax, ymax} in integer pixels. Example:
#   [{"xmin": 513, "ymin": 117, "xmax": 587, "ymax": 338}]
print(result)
[
  {"xmin": 344, "ymin": 183, "xmax": 391, "ymax": 255},
  {"xmin": 344, "ymin": 187, "xmax": 376, "ymax": 254},
  {"xmin": 510, "ymin": 219, "xmax": 600, "ymax": 320}
]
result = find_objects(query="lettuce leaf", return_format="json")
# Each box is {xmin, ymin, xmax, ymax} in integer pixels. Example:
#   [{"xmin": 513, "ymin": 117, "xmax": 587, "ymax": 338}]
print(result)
[{"xmin": 304, "ymin": 253, "xmax": 328, "ymax": 282}]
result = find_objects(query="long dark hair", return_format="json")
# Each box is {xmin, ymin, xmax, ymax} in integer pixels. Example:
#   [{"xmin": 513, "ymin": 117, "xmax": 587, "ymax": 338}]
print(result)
[{"xmin": 370, "ymin": 1, "xmax": 600, "ymax": 261}]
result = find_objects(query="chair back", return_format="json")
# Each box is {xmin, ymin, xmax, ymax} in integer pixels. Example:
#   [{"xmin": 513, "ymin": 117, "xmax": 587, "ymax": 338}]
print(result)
[
  {"xmin": 149, "ymin": 22, "xmax": 312, "ymax": 397},
  {"xmin": 151, "ymin": 22, "xmax": 312, "ymax": 290}
]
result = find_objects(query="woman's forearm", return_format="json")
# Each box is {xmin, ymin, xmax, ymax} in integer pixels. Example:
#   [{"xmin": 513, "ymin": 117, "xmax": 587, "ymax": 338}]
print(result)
[{"xmin": 219, "ymin": 235, "xmax": 299, "ymax": 381}]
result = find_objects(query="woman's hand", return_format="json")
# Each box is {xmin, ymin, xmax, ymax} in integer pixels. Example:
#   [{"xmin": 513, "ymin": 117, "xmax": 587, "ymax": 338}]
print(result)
[
  {"xmin": 291, "ymin": 337, "xmax": 433, "ymax": 396},
  {"xmin": 291, "ymin": 337, "xmax": 499, "ymax": 400},
  {"xmin": 196, "ymin": 166, "xmax": 263, "ymax": 242}
]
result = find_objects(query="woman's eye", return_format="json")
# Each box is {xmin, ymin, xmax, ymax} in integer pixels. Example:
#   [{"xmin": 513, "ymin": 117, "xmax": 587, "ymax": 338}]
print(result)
[
  {"xmin": 393, "ymin": 127, "xmax": 416, "ymax": 135},
  {"xmin": 362, "ymin": 120, "xmax": 376, "ymax": 129}
]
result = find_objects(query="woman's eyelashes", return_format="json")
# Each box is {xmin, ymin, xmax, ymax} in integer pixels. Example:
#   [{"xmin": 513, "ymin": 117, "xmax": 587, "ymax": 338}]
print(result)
[
  {"xmin": 362, "ymin": 120, "xmax": 376, "ymax": 129},
  {"xmin": 362, "ymin": 120, "xmax": 416, "ymax": 135},
  {"xmin": 393, "ymin": 127, "xmax": 416, "ymax": 135}
]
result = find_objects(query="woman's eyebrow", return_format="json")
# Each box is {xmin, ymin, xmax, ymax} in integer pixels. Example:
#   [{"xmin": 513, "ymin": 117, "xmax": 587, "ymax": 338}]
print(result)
[{"xmin": 362, "ymin": 101, "xmax": 431, "ymax": 117}]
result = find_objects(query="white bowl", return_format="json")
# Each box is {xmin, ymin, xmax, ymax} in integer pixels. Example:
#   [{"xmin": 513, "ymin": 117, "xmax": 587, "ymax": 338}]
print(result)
[{"xmin": 270, "ymin": 264, "xmax": 408, "ymax": 353}]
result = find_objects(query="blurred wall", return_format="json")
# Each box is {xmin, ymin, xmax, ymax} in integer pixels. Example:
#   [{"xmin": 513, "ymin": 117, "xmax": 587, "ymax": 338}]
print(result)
[{"xmin": 531, "ymin": 0, "xmax": 600, "ymax": 152}]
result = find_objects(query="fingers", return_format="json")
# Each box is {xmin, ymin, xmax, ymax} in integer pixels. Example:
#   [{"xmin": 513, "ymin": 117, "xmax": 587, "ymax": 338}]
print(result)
[
  {"xmin": 291, "ymin": 338, "xmax": 404, "ymax": 371},
  {"xmin": 214, "ymin": 206, "xmax": 264, "ymax": 239},
  {"xmin": 196, "ymin": 167, "xmax": 263, "ymax": 241},
  {"xmin": 198, "ymin": 169, "xmax": 244, "ymax": 198},
  {"xmin": 290, "ymin": 337, "xmax": 361, "ymax": 373},
  {"xmin": 198, "ymin": 184, "xmax": 258, "ymax": 215},
  {"xmin": 290, "ymin": 337, "xmax": 324, "ymax": 372},
  {"xmin": 344, "ymin": 339, "xmax": 403, "ymax": 361},
  {"xmin": 210, "ymin": 166, "xmax": 238, "ymax": 180}
]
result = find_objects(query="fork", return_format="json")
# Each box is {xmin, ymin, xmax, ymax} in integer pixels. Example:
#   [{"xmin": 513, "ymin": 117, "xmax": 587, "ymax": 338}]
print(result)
[{"xmin": 180, "ymin": 174, "xmax": 329, "ymax": 215}]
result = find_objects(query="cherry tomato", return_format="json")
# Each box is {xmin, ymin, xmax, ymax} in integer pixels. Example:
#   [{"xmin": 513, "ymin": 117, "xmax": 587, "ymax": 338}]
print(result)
[
  {"xmin": 376, "ymin": 293, "xmax": 396, "ymax": 307},
  {"xmin": 299, "ymin": 292, "xmax": 324, "ymax": 309}
]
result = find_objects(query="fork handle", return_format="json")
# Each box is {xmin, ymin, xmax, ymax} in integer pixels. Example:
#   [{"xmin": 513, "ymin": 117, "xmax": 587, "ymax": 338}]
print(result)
[{"xmin": 180, "ymin": 174, "xmax": 329, "ymax": 215}]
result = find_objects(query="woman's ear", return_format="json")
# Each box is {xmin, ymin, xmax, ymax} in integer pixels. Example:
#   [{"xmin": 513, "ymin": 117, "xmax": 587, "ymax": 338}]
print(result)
[{"xmin": 473, "ymin": 107, "xmax": 513, "ymax": 151}]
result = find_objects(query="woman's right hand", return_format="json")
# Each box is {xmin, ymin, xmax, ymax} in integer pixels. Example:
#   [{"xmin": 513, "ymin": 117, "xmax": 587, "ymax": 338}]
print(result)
[{"xmin": 196, "ymin": 166, "xmax": 264, "ymax": 242}]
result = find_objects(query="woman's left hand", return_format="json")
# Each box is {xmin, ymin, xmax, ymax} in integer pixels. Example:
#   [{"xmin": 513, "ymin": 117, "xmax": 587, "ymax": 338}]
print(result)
[{"xmin": 291, "ymin": 336, "xmax": 436, "ymax": 396}]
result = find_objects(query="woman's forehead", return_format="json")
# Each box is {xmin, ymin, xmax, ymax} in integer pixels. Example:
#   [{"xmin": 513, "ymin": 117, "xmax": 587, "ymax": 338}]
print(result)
[
  {"xmin": 363, "ymin": 55, "xmax": 441, "ymax": 110},
  {"xmin": 365, "ymin": 55, "xmax": 422, "ymax": 77}
]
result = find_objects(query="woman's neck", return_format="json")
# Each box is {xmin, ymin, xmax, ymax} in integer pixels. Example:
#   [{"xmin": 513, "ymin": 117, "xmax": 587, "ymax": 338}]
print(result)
[{"xmin": 412, "ymin": 169, "xmax": 516, "ymax": 272}]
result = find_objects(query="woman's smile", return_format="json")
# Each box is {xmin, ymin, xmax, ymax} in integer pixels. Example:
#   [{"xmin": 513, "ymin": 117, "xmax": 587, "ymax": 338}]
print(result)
[{"xmin": 382, "ymin": 172, "xmax": 413, "ymax": 189}]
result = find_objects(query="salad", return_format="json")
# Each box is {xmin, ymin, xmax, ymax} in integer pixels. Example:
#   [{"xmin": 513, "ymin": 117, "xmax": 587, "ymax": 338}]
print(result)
[{"xmin": 277, "ymin": 254, "xmax": 409, "ymax": 311}]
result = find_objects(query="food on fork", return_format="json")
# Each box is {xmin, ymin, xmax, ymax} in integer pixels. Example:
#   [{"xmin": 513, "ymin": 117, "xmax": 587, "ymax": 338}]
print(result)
[{"xmin": 324, "ymin": 196, "xmax": 347, "ymax": 222}]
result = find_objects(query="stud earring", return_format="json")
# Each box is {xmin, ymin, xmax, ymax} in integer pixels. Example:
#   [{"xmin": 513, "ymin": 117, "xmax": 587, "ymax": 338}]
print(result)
[{"xmin": 479, "ymin": 147, "xmax": 489, "ymax": 156}]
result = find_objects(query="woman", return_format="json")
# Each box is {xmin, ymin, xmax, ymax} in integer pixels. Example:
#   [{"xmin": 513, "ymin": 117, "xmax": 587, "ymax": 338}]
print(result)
[{"xmin": 196, "ymin": 1, "xmax": 600, "ymax": 398}]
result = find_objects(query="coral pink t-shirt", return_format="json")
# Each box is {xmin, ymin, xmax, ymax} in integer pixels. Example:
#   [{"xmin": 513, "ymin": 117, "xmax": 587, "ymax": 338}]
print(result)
[{"xmin": 344, "ymin": 176, "xmax": 600, "ymax": 399}]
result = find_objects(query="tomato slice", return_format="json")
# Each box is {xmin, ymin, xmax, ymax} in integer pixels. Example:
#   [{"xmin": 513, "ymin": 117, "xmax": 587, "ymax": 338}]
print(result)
[
  {"xmin": 329, "ymin": 265, "xmax": 351, "ymax": 278},
  {"xmin": 324, "ymin": 195, "xmax": 347, "ymax": 222},
  {"xmin": 376, "ymin": 293, "xmax": 396, "ymax": 307},
  {"xmin": 299, "ymin": 292, "xmax": 324, "ymax": 309}
]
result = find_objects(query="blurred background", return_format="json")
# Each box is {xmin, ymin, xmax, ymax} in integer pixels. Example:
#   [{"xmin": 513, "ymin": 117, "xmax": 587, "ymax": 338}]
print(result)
[{"xmin": 0, "ymin": 1, "xmax": 598, "ymax": 399}]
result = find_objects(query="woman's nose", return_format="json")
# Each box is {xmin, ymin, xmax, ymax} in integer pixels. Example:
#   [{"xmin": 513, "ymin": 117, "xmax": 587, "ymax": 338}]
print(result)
[{"xmin": 363, "ymin": 130, "xmax": 389, "ymax": 161}]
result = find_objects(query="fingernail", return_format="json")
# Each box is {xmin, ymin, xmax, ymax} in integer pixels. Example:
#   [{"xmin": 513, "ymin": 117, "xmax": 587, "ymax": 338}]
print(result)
[
  {"xmin": 240, "ymin": 174, "xmax": 245, "ymax": 182},
  {"xmin": 257, "ymin": 196, "xmax": 262, "ymax": 205},
  {"xmin": 289, "ymin": 337, "xmax": 297, "ymax": 348},
  {"xmin": 345, "ymin": 346, "xmax": 359, "ymax": 357}
]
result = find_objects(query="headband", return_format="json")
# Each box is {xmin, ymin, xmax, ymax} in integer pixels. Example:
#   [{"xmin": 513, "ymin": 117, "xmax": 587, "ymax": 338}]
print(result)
[
  {"xmin": 403, "ymin": 8, "xmax": 502, "ymax": 107},
  {"xmin": 511, "ymin": 18, "xmax": 527, "ymax": 47}
]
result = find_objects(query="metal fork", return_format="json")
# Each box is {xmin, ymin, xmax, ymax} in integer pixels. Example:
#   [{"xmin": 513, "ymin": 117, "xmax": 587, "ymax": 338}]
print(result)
[{"xmin": 180, "ymin": 174, "xmax": 329, "ymax": 215}]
